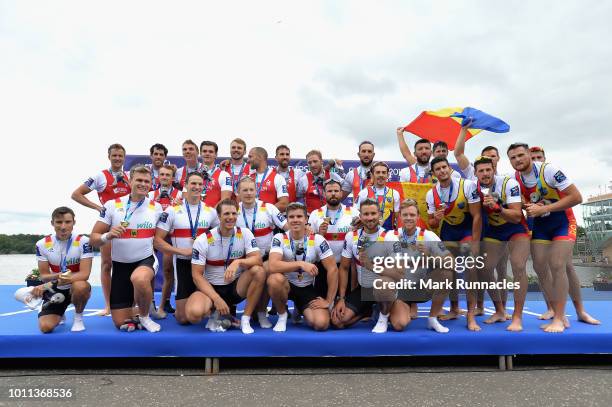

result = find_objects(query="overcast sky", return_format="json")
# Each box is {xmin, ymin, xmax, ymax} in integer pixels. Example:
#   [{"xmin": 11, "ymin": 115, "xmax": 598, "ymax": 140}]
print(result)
[{"xmin": 1, "ymin": 0, "xmax": 611, "ymax": 234}]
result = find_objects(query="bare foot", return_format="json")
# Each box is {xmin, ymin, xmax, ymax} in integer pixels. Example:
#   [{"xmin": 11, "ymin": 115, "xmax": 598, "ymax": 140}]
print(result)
[
  {"xmin": 95, "ymin": 308, "xmax": 110, "ymax": 316},
  {"xmin": 538, "ymin": 309, "xmax": 555, "ymax": 320},
  {"xmin": 438, "ymin": 311, "xmax": 459, "ymax": 321},
  {"xmin": 474, "ymin": 307, "xmax": 485, "ymax": 316},
  {"xmin": 484, "ymin": 312, "xmax": 507, "ymax": 324},
  {"xmin": 467, "ymin": 317, "xmax": 481, "ymax": 332},
  {"xmin": 577, "ymin": 311, "xmax": 601, "ymax": 325},
  {"xmin": 506, "ymin": 318, "xmax": 523, "ymax": 332},
  {"xmin": 454, "ymin": 308, "xmax": 467, "ymax": 316},
  {"xmin": 542, "ymin": 319, "xmax": 565, "ymax": 333}
]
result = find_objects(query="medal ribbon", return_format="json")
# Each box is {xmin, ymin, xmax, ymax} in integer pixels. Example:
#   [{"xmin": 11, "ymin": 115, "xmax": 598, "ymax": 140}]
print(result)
[
  {"xmin": 185, "ymin": 201, "xmax": 202, "ymax": 240},
  {"xmin": 123, "ymin": 197, "xmax": 145, "ymax": 225}
]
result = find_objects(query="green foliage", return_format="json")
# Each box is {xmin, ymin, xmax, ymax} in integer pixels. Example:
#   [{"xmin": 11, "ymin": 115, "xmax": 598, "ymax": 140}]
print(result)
[{"xmin": 0, "ymin": 234, "xmax": 45, "ymax": 254}]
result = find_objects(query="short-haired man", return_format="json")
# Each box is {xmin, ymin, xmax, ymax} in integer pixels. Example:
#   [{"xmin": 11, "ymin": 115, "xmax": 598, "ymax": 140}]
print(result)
[
  {"xmin": 356, "ymin": 161, "xmax": 400, "ymax": 231},
  {"xmin": 148, "ymin": 164, "xmax": 182, "ymax": 317},
  {"xmin": 331, "ymin": 198, "xmax": 410, "ymax": 333},
  {"xmin": 175, "ymin": 139, "xmax": 202, "ymax": 190},
  {"xmin": 342, "ymin": 141, "xmax": 375, "ymax": 200},
  {"xmin": 393, "ymin": 199, "xmax": 454, "ymax": 333},
  {"xmin": 248, "ymin": 147, "xmax": 289, "ymax": 212},
  {"xmin": 267, "ymin": 203, "xmax": 338, "ymax": 332},
  {"xmin": 510, "ymin": 143, "xmax": 599, "ymax": 330},
  {"xmin": 473, "ymin": 156, "xmax": 530, "ymax": 331},
  {"xmin": 33, "ymin": 207, "xmax": 93, "ymax": 333},
  {"xmin": 426, "ymin": 156, "xmax": 482, "ymax": 330},
  {"xmin": 220, "ymin": 138, "xmax": 252, "ymax": 195},
  {"xmin": 148, "ymin": 143, "xmax": 169, "ymax": 191},
  {"xmin": 187, "ymin": 199, "xmax": 266, "ymax": 334},
  {"xmin": 154, "ymin": 172, "xmax": 219, "ymax": 324},
  {"xmin": 71, "ymin": 143, "xmax": 130, "ymax": 316},
  {"xmin": 297, "ymin": 150, "xmax": 345, "ymax": 214},
  {"xmin": 200, "ymin": 141, "xmax": 233, "ymax": 207},
  {"xmin": 90, "ymin": 165, "xmax": 163, "ymax": 333},
  {"xmin": 529, "ymin": 146, "xmax": 546, "ymax": 163},
  {"xmin": 274, "ymin": 144, "xmax": 305, "ymax": 204}
]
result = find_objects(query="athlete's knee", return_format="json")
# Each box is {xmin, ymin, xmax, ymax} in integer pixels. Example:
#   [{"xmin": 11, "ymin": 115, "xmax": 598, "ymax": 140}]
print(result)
[
  {"xmin": 71, "ymin": 281, "xmax": 91, "ymax": 298},
  {"xmin": 391, "ymin": 317, "xmax": 409, "ymax": 332},
  {"xmin": 250, "ymin": 265, "xmax": 266, "ymax": 283},
  {"xmin": 39, "ymin": 320, "xmax": 57, "ymax": 333},
  {"xmin": 266, "ymin": 273, "xmax": 285, "ymax": 288},
  {"xmin": 311, "ymin": 315, "xmax": 329, "ymax": 331},
  {"xmin": 130, "ymin": 271, "xmax": 152, "ymax": 287}
]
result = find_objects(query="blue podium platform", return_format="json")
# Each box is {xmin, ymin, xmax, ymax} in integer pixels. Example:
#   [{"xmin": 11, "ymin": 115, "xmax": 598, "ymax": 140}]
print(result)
[{"xmin": 1, "ymin": 285, "xmax": 611, "ymax": 359}]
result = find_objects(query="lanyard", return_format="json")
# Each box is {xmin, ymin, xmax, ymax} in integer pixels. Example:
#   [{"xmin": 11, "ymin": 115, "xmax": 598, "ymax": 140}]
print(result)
[
  {"xmin": 372, "ymin": 186, "xmax": 389, "ymax": 210},
  {"xmin": 185, "ymin": 201, "xmax": 202, "ymax": 240},
  {"xmin": 439, "ymin": 182, "xmax": 454, "ymax": 206},
  {"xmin": 203, "ymin": 167, "xmax": 215, "ymax": 194},
  {"xmin": 326, "ymin": 206, "xmax": 342, "ymax": 226},
  {"xmin": 151, "ymin": 167, "xmax": 160, "ymax": 190},
  {"xmin": 242, "ymin": 203, "xmax": 258, "ymax": 233},
  {"xmin": 401, "ymin": 228, "xmax": 418, "ymax": 245},
  {"xmin": 521, "ymin": 163, "xmax": 546, "ymax": 199},
  {"xmin": 358, "ymin": 167, "xmax": 367, "ymax": 190},
  {"xmin": 124, "ymin": 197, "xmax": 145, "ymax": 224},
  {"xmin": 221, "ymin": 231, "xmax": 236, "ymax": 270},
  {"xmin": 290, "ymin": 235, "xmax": 308, "ymax": 261},
  {"xmin": 59, "ymin": 235, "xmax": 73, "ymax": 272},
  {"xmin": 232, "ymin": 162, "xmax": 246, "ymax": 192},
  {"xmin": 255, "ymin": 169, "xmax": 269, "ymax": 199}
]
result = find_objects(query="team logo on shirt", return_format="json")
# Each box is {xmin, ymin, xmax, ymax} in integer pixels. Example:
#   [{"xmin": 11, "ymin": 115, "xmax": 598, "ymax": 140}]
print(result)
[
  {"xmin": 276, "ymin": 213, "xmax": 286, "ymax": 222},
  {"xmin": 272, "ymin": 237, "xmax": 281, "ymax": 247},
  {"xmin": 553, "ymin": 171, "xmax": 567, "ymax": 183},
  {"xmin": 510, "ymin": 186, "xmax": 520, "ymax": 197},
  {"xmin": 36, "ymin": 246, "xmax": 41, "ymax": 256},
  {"xmin": 159, "ymin": 212, "xmax": 169, "ymax": 223},
  {"xmin": 83, "ymin": 243, "xmax": 92, "ymax": 254},
  {"xmin": 85, "ymin": 178, "xmax": 94, "ymax": 187},
  {"xmin": 131, "ymin": 230, "xmax": 138, "ymax": 238},
  {"xmin": 319, "ymin": 241, "xmax": 330, "ymax": 253},
  {"xmin": 251, "ymin": 239, "xmax": 257, "ymax": 248},
  {"xmin": 282, "ymin": 185, "xmax": 288, "ymax": 193},
  {"xmin": 192, "ymin": 249, "xmax": 199, "ymax": 260},
  {"xmin": 99, "ymin": 208, "xmax": 106, "ymax": 218},
  {"xmin": 471, "ymin": 190, "xmax": 479, "ymax": 200},
  {"xmin": 225, "ymin": 177, "xmax": 231, "ymax": 186}
]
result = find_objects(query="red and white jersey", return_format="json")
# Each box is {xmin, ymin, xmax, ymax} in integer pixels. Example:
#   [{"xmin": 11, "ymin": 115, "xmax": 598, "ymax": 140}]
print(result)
[
  {"xmin": 236, "ymin": 200, "xmax": 287, "ymax": 255},
  {"xmin": 157, "ymin": 202, "xmax": 219, "ymax": 260},
  {"xmin": 99, "ymin": 196, "xmax": 163, "ymax": 263},
  {"xmin": 251, "ymin": 168, "xmax": 289, "ymax": 204},
  {"xmin": 175, "ymin": 164, "xmax": 201, "ymax": 189},
  {"xmin": 276, "ymin": 167, "xmax": 305, "ymax": 204},
  {"xmin": 228, "ymin": 161, "xmax": 252, "ymax": 193},
  {"xmin": 84, "ymin": 169, "xmax": 130, "ymax": 204},
  {"xmin": 270, "ymin": 232, "xmax": 333, "ymax": 287},
  {"xmin": 341, "ymin": 166, "xmax": 372, "ymax": 198},
  {"xmin": 308, "ymin": 204, "xmax": 357, "ymax": 263},
  {"xmin": 297, "ymin": 170, "xmax": 344, "ymax": 213},
  {"xmin": 148, "ymin": 187, "xmax": 182, "ymax": 211},
  {"xmin": 202, "ymin": 167, "xmax": 233, "ymax": 207},
  {"xmin": 35, "ymin": 233, "xmax": 94, "ymax": 288},
  {"xmin": 191, "ymin": 227, "xmax": 259, "ymax": 286},
  {"xmin": 341, "ymin": 228, "xmax": 399, "ymax": 288}
]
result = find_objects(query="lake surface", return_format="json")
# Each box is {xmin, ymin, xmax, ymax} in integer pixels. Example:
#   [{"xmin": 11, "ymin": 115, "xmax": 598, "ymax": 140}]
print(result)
[{"xmin": 0, "ymin": 254, "xmax": 604, "ymax": 287}]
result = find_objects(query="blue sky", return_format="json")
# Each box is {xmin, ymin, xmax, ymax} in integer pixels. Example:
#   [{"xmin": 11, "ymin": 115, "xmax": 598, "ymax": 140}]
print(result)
[{"xmin": 1, "ymin": 0, "xmax": 611, "ymax": 234}]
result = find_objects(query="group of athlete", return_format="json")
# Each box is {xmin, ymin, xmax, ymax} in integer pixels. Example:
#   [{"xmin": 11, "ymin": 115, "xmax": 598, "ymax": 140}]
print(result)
[{"xmin": 31, "ymin": 121, "xmax": 600, "ymax": 335}]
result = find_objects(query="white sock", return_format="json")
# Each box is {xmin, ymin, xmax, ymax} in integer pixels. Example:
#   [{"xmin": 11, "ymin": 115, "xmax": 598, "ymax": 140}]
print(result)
[
  {"xmin": 241, "ymin": 315, "xmax": 254, "ymax": 334},
  {"xmin": 428, "ymin": 316, "xmax": 449, "ymax": 333},
  {"xmin": 206, "ymin": 311, "xmax": 219, "ymax": 329},
  {"xmin": 372, "ymin": 312, "xmax": 389, "ymax": 333},
  {"xmin": 273, "ymin": 312, "xmax": 288, "ymax": 332},
  {"xmin": 258, "ymin": 311, "xmax": 272, "ymax": 328},
  {"xmin": 71, "ymin": 313, "xmax": 85, "ymax": 332},
  {"xmin": 139, "ymin": 315, "xmax": 161, "ymax": 333}
]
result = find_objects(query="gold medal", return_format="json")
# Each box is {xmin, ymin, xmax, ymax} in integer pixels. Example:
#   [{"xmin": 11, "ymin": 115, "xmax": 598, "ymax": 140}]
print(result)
[
  {"xmin": 297, "ymin": 272, "xmax": 304, "ymax": 281},
  {"xmin": 529, "ymin": 192, "xmax": 540, "ymax": 203},
  {"xmin": 120, "ymin": 221, "xmax": 130, "ymax": 228},
  {"xmin": 323, "ymin": 217, "xmax": 331, "ymax": 224}
]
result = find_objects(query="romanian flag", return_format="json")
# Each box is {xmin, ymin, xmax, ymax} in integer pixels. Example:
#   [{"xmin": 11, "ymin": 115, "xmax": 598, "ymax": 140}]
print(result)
[
  {"xmin": 404, "ymin": 107, "xmax": 509, "ymax": 150},
  {"xmin": 388, "ymin": 181, "xmax": 440, "ymax": 235}
]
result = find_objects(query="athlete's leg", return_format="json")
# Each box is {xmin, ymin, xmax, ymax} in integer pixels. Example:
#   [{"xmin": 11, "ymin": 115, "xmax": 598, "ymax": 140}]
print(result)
[
  {"xmin": 389, "ymin": 300, "xmax": 411, "ymax": 331},
  {"xmin": 38, "ymin": 314, "xmax": 62, "ymax": 333},
  {"xmin": 566, "ymin": 262, "xmax": 600, "ymax": 325},
  {"xmin": 254, "ymin": 261, "xmax": 273, "ymax": 328},
  {"xmin": 175, "ymin": 298, "xmax": 189, "ymax": 324},
  {"xmin": 130, "ymin": 265, "xmax": 160, "ymax": 332},
  {"xmin": 531, "ymin": 241, "xmax": 555, "ymax": 319},
  {"xmin": 481, "ymin": 240, "xmax": 507, "ymax": 324},
  {"xmin": 236, "ymin": 265, "xmax": 266, "ymax": 317},
  {"xmin": 541, "ymin": 240, "xmax": 573, "ymax": 333},
  {"xmin": 438, "ymin": 245, "xmax": 465, "ymax": 320},
  {"xmin": 96, "ymin": 243, "xmax": 112, "ymax": 316},
  {"xmin": 507, "ymin": 237, "xmax": 529, "ymax": 331},
  {"xmin": 302, "ymin": 306, "xmax": 330, "ymax": 331},
  {"xmin": 71, "ymin": 281, "xmax": 91, "ymax": 314},
  {"xmin": 184, "ymin": 291, "xmax": 213, "ymax": 324},
  {"xmin": 496, "ymin": 248, "xmax": 510, "ymax": 313},
  {"xmin": 159, "ymin": 254, "xmax": 175, "ymax": 318},
  {"xmin": 267, "ymin": 273, "xmax": 289, "ymax": 314},
  {"xmin": 465, "ymin": 265, "xmax": 481, "ymax": 331}
]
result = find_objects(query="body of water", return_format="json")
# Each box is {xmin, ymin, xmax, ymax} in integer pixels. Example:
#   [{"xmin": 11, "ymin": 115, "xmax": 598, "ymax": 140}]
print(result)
[{"xmin": 0, "ymin": 254, "xmax": 605, "ymax": 287}]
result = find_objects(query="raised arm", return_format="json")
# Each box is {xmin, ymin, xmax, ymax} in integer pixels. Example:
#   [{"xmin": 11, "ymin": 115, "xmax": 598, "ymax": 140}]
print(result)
[
  {"xmin": 454, "ymin": 124, "xmax": 472, "ymax": 171},
  {"xmin": 397, "ymin": 127, "xmax": 416, "ymax": 165}
]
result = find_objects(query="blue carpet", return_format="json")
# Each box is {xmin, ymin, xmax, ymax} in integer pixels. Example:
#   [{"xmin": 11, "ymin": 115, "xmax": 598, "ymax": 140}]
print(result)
[{"xmin": 1, "ymin": 285, "xmax": 611, "ymax": 358}]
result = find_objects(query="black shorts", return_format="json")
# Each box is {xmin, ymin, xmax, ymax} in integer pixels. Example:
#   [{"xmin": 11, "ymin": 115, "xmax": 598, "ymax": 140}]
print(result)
[
  {"xmin": 38, "ymin": 283, "xmax": 72, "ymax": 317},
  {"xmin": 111, "ymin": 255, "xmax": 156, "ymax": 310},
  {"xmin": 345, "ymin": 286, "xmax": 375, "ymax": 317},
  {"xmin": 176, "ymin": 258, "xmax": 196, "ymax": 300},
  {"xmin": 288, "ymin": 282, "xmax": 320, "ymax": 314},
  {"xmin": 212, "ymin": 280, "xmax": 244, "ymax": 307}
]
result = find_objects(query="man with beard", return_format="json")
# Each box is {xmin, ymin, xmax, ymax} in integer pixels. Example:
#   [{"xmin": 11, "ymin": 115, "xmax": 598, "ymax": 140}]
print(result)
[
  {"xmin": 71, "ymin": 143, "xmax": 130, "ymax": 316},
  {"xmin": 297, "ymin": 150, "xmax": 344, "ymax": 214},
  {"xmin": 473, "ymin": 156, "xmax": 530, "ymax": 331},
  {"xmin": 508, "ymin": 143, "xmax": 588, "ymax": 332},
  {"xmin": 175, "ymin": 139, "xmax": 202, "ymax": 190},
  {"xmin": 147, "ymin": 143, "xmax": 168, "ymax": 191},
  {"xmin": 219, "ymin": 138, "xmax": 252, "ymax": 195},
  {"xmin": 247, "ymin": 147, "xmax": 289, "ymax": 212},
  {"xmin": 274, "ymin": 144, "xmax": 305, "ymax": 205},
  {"xmin": 426, "ymin": 157, "xmax": 482, "ymax": 330},
  {"xmin": 528, "ymin": 145, "xmax": 599, "ymax": 327},
  {"xmin": 342, "ymin": 141, "xmax": 375, "ymax": 200},
  {"xmin": 199, "ymin": 141, "xmax": 233, "ymax": 207},
  {"xmin": 356, "ymin": 162, "xmax": 400, "ymax": 231},
  {"xmin": 331, "ymin": 198, "xmax": 409, "ymax": 333}
]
